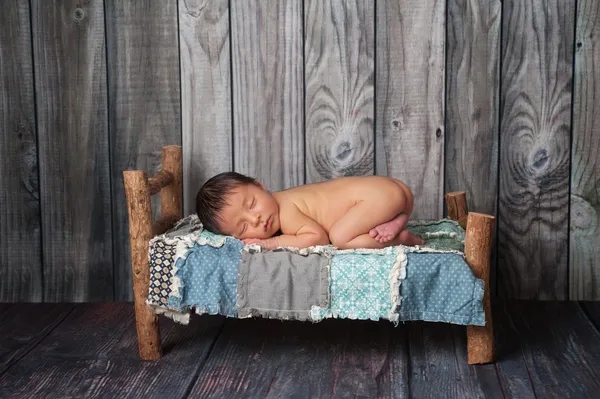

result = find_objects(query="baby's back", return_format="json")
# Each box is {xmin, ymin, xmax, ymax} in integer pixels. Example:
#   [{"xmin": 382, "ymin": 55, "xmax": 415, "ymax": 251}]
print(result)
[{"xmin": 277, "ymin": 175, "xmax": 402, "ymax": 232}]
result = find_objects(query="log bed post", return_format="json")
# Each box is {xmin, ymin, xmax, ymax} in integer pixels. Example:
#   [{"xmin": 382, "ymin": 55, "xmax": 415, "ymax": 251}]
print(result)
[
  {"xmin": 445, "ymin": 192, "xmax": 495, "ymax": 364},
  {"xmin": 123, "ymin": 145, "xmax": 183, "ymax": 361}
]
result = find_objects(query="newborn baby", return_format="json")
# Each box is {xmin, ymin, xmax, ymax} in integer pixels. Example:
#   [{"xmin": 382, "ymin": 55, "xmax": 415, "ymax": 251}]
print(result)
[{"xmin": 195, "ymin": 172, "xmax": 425, "ymax": 250}]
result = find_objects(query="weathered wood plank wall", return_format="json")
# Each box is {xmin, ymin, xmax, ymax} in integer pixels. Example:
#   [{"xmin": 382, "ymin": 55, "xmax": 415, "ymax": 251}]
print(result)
[
  {"xmin": 305, "ymin": 0, "xmax": 374, "ymax": 183},
  {"xmin": 0, "ymin": 0, "xmax": 42, "ymax": 302},
  {"xmin": 32, "ymin": 0, "xmax": 113, "ymax": 302},
  {"xmin": 377, "ymin": 0, "xmax": 446, "ymax": 220},
  {"xmin": 498, "ymin": 0, "xmax": 575, "ymax": 300},
  {"xmin": 106, "ymin": 0, "xmax": 181, "ymax": 300},
  {"xmin": 0, "ymin": 0, "xmax": 598, "ymax": 302},
  {"xmin": 571, "ymin": 0, "xmax": 600, "ymax": 300}
]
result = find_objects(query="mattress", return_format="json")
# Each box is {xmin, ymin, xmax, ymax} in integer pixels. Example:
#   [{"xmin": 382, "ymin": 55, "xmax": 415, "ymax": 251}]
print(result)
[{"xmin": 145, "ymin": 214, "xmax": 485, "ymax": 327}]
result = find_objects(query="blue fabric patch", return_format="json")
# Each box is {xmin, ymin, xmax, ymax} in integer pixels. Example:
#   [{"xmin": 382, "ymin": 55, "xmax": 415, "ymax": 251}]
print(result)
[
  {"xmin": 398, "ymin": 252, "xmax": 485, "ymax": 325},
  {"xmin": 168, "ymin": 237, "xmax": 243, "ymax": 317},
  {"xmin": 310, "ymin": 247, "xmax": 401, "ymax": 322}
]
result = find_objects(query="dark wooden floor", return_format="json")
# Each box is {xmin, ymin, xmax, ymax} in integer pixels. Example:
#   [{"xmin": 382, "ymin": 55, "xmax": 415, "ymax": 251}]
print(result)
[{"xmin": 1, "ymin": 301, "xmax": 600, "ymax": 398}]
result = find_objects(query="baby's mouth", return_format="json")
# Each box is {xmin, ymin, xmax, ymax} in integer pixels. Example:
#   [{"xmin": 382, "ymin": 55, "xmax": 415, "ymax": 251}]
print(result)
[{"xmin": 264, "ymin": 216, "xmax": 271, "ymax": 231}]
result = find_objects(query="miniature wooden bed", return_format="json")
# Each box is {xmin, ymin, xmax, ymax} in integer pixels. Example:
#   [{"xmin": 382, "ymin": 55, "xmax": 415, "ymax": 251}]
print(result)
[{"xmin": 123, "ymin": 145, "xmax": 495, "ymax": 365}]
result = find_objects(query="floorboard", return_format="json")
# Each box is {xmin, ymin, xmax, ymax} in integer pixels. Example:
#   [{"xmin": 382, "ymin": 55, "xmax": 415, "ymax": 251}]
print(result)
[
  {"xmin": 580, "ymin": 302, "xmax": 600, "ymax": 333},
  {"xmin": 0, "ymin": 303, "xmax": 73, "ymax": 376},
  {"xmin": 494, "ymin": 301, "xmax": 600, "ymax": 399},
  {"xmin": 0, "ymin": 303, "xmax": 224, "ymax": 399},
  {"xmin": 408, "ymin": 322, "xmax": 504, "ymax": 399},
  {"xmin": 187, "ymin": 318, "xmax": 410, "ymax": 398},
  {"xmin": 1, "ymin": 301, "xmax": 600, "ymax": 398}
]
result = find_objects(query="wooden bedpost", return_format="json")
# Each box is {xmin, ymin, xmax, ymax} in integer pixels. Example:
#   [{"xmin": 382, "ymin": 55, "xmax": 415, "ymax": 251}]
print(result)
[
  {"xmin": 123, "ymin": 170, "xmax": 162, "ymax": 360},
  {"xmin": 445, "ymin": 191, "xmax": 468, "ymax": 229},
  {"xmin": 160, "ymin": 145, "xmax": 183, "ymax": 219},
  {"xmin": 123, "ymin": 145, "xmax": 183, "ymax": 361},
  {"xmin": 445, "ymin": 191, "xmax": 495, "ymax": 364},
  {"xmin": 464, "ymin": 212, "xmax": 495, "ymax": 364}
]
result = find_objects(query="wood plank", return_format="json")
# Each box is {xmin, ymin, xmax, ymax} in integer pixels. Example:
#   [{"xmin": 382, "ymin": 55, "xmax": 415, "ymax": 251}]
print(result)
[
  {"xmin": 0, "ymin": 304, "xmax": 73, "ymax": 376},
  {"xmin": 408, "ymin": 322, "xmax": 503, "ymax": 398},
  {"xmin": 375, "ymin": 0, "xmax": 446, "ymax": 219},
  {"xmin": 188, "ymin": 318, "xmax": 409, "ymax": 398},
  {"xmin": 106, "ymin": 0, "xmax": 181, "ymax": 301},
  {"xmin": 495, "ymin": 301, "xmax": 600, "ymax": 398},
  {"xmin": 570, "ymin": 0, "xmax": 600, "ymax": 300},
  {"xmin": 231, "ymin": 0, "xmax": 304, "ymax": 190},
  {"xmin": 490, "ymin": 302, "xmax": 537, "ymax": 398},
  {"xmin": 580, "ymin": 302, "xmax": 600, "ymax": 333},
  {"xmin": 445, "ymin": 0, "xmax": 500, "ymax": 297},
  {"xmin": 445, "ymin": 0, "xmax": 500, "ymax": 216},
  {"xmin": 0, "ymin": 303, "xmax": 224, "ymax": 398},
  {"xmin": 497, "ymin": 0, "xmax": 574, "ymax": 299},
  {"xmin": 0, "ymin": 0, "xmax": 42, "ymax": 302},
  {"xmin": 304, "ymin": 0, "xmax": 375, "ymax": 183},
  {"xmin": 32, "ymin": 0, "xmax": 112, "ymax": 302},
  {"xmin": 180, "ymin": 0, "xmax": 232, "ymax": 216}
]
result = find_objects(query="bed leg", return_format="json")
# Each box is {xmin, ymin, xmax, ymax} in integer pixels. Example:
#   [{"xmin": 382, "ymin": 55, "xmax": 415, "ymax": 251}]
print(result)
[
  {"xmin": 464, "ymin": 212, "xmax": 495, "ymax": 364},
  {"xmin": 124, "ymin": 170, "xmax": 162, "ymax": 361},
  {"xmin": 444, "ymin": 191, "xmax": 468, "ymax": 229},
  {"xmin": 160, "ymin": 145, "xmax": 182, "ymax": 219}
]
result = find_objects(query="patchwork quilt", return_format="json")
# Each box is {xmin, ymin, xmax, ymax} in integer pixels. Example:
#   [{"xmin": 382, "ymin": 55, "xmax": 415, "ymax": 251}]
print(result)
[{"xmin": 146, "ymin": 215, "xmax": 485, "ymax": 327}]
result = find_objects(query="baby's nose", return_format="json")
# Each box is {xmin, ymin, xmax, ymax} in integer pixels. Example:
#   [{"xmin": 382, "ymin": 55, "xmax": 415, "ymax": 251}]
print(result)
[{"xmin": 252, "ymin": 214, "xmax": 261, "ymax": 226}]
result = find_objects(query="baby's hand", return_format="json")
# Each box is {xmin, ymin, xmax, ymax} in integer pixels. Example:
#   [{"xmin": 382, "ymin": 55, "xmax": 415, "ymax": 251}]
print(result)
[{"xmin": 242, "ymin": 238, "xmax": 266, "ymax": 247}]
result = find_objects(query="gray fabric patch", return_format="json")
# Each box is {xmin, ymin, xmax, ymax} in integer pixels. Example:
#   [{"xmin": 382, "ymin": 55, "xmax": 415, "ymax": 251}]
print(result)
[{"xmin": 237, "ymin": 249, "xmax": 330, "ymax": 320}]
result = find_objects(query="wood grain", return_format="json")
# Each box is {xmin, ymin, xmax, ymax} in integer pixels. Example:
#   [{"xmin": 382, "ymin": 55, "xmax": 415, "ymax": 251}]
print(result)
[
  {"xmin": 0, "ymin": 304, "xmax": 73, "ymax": 376},
  {"xmin": 123, "ymin": 171, "xmax": 161, "ymax": 360},
  {"xmin": 187, "ymin": 318, "xmax": 409, "ymax": 398},
  {"xmin": 376, "ymin": 0, "xmax": 446, "ymax": 219},
  {"xmin": 570, "ymin": 0, "xmax": 600, "ymax": 300},
  {"xmin": 304, "ymin": 0, "xmax": 374, "ymax": 183},
  {"xmin": 231, "ymin": 0, "xmax": 304, "ymax": 191},
  {"xmin": 445, "ymin": 0, "xmax": 500, "ymax": 215},
  {"xmin": 408, "ymin": 323, "xmax": 503, "ymax": 398},
  {"xmin": 106, "ymin": 0, "xmax": 181, "ymax": 301},
  {"xmin": 0, "ymin": 303, "xmax": 224, "ymax": 398},
  {"xmin": 32, "ymin": 0, "xmax": 112, "ymax": 302},
  {"xmin": 0, "ymin": 0, "xmax": 42, "ymax": 302},
  {"xmin": 494, "ymin": 301, "xmax": 600, "ymax": 398},
  {"xmin": 497, "ymin": 0, "xmax": 574, "ymax": 299},
  {"xmin": 180, "ymin": 0, "xmax": 232, "ymax": 215}
]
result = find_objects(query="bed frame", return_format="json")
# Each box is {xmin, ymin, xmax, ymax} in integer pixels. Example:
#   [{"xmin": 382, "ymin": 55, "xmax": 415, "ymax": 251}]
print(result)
[{"xmin": 123, "ymin": 145, "xmax": 496, "ymax": 365}]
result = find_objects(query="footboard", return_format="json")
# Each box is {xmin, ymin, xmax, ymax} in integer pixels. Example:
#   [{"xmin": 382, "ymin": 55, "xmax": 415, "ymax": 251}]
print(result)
[
  {"xmin": 123, "ymin": 145, "xmax": 182, "ymax": 360},
  {"xmin": 445, "ymin": 192, "xmax": 495, "ymax": 364}
]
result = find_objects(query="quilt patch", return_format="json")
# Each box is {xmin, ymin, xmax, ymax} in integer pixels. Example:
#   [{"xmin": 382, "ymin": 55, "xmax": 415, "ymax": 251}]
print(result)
[
  {"xmin": 310, "ymin": 246, "xmax": 405, "ymax": 323},
  {"xmin": 147, "ymin": 240, "xmax": 176, "ymax": 307},
  {"xmin": 237, "ymin": 247, "xmax": 331, "ymax": 320}
]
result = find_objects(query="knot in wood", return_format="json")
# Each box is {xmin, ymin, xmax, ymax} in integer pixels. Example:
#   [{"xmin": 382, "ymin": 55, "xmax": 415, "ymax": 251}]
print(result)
[{"xmin": 72, "ymin": 8, "xmax": 85, "ymax": 22}]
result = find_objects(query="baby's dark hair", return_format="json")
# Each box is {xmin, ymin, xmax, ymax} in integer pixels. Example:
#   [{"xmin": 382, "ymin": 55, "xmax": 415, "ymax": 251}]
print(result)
[{"xmin": 196, "ymin": 172, "xmax": 260, "ymax": 234}]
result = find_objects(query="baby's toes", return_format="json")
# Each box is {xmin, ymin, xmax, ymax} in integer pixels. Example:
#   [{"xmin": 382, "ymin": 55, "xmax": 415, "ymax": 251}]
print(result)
[{"xmin": 369, "ymin": 229, "xmax": 378, "ymax": 238}]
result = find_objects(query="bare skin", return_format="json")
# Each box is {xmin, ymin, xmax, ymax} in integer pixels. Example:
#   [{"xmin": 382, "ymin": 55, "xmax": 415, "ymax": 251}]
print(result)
[{"xmin": 216, "ymin": 175, "xmax": 425, "ymax": 250}]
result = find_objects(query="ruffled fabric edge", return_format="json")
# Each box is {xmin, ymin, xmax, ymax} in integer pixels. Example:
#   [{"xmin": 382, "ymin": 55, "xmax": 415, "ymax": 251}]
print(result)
[{"xmin": 388, "ymin": 247, "xmax": 408, "ymax": 325}]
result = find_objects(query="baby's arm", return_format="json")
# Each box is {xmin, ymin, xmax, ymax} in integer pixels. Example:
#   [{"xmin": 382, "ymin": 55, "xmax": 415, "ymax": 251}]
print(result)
[{"xmin": 245, "ymin": 204, "xmax": 329, "ymax": 249}]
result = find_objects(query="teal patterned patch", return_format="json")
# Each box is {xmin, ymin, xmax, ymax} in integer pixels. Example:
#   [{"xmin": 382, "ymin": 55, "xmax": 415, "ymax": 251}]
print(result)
[{"xmin": 311, "ymin": 246, "xmax": 402, "ymax": 322}]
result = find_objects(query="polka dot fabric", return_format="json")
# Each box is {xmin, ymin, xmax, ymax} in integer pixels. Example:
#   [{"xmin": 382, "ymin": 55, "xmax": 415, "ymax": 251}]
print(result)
[
  {"xmin": 169, "ymin": 237, "xmax": 243, "ymax": 317},
  {"xmin": 398, "ymin": 252, "xmax": 485, "ymax": 325}
]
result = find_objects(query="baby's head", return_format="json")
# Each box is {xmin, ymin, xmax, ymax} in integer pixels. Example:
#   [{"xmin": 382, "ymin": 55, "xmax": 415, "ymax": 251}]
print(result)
[{"xmin": 195, "ymin": 172, "xmax": 280, "ymax": 240}]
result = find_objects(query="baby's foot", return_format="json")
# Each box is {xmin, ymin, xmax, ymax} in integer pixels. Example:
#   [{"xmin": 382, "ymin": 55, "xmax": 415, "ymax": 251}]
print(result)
[
  {"xmin": 397, "ymin": 230, "xmax": 426, "ymax": 246},
  {"xmin": 369, "ymin": 213, "xmax": 409, "ymax": 243}
]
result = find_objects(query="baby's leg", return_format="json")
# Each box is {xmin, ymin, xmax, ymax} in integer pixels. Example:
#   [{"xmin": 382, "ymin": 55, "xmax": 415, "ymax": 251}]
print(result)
[
  {"xmin": 369, "ymin": 179, "xmax": 415, "ymax": 243},
  {"xmin": 328, "ymin": 189, "xmax": 424, "ymax": 250}
]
